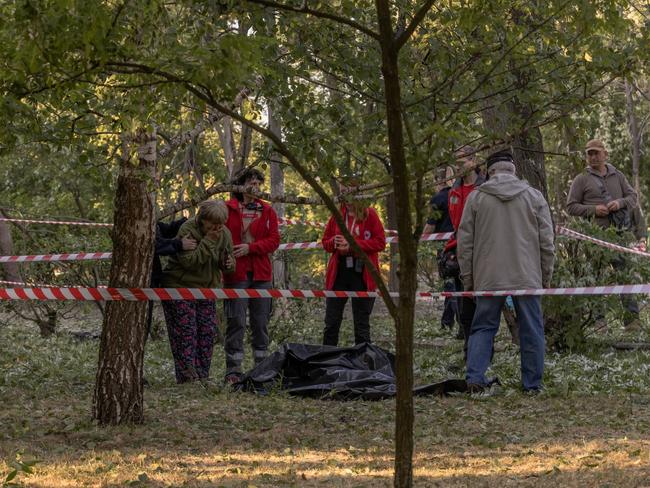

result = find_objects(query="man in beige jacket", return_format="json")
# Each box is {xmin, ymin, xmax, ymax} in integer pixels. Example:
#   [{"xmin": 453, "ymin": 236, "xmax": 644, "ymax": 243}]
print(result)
[
  {"xmin": 567, "ymin": 139, "xmax": 637, "ymax": 229},
  {"xmin": 566, "ymin": 139, "xmax": 640, "ymax": 326},
  {"xmin": 458, "ymin": 150, "xmax": 555, "ymax": 393}
]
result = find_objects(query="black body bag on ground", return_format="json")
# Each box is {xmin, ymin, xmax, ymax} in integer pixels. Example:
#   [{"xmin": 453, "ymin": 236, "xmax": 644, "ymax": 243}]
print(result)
[{"xmin": 235, "ymin": 342, "xmax": 468, "ymax": 400}]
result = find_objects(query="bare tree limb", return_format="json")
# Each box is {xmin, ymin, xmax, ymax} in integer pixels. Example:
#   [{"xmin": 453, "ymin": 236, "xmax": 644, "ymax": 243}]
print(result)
[{"xmin": 158, "ymin": 84, "xmax": 255, "ymax": 159}]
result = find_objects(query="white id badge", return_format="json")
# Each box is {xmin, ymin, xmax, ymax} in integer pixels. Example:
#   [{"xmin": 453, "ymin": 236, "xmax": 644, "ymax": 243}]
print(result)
[{"xmin": 346, "ymin": 256, "xmax": 354, "ymax": 268}]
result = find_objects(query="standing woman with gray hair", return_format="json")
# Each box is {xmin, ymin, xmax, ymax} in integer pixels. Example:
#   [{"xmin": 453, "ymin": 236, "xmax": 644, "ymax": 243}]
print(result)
[{"xmin": 161, "ymin": 200, "xmax": 235, "ymax": 384}]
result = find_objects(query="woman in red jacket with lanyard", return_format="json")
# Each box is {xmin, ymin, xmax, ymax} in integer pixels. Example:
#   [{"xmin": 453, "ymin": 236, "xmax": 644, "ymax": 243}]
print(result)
[
  {"xmin": 321, "ymin": 176, "xmax": 386, "ymax": 346},
  {"xmin": 223, "ymin": 168, "xmax": 280, "ymax": 384}
]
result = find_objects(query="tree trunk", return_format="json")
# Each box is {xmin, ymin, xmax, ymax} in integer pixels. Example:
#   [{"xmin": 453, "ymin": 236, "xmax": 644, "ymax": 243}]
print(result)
[
  {"xmin": 512, "ymin": 125, "xmax": 549, "ymax": 199},
  {"xmin": 269, "ymin": 101, "xmax": 287, "ymax": 287},
  {"xmin": 625, "ymin": 79, "xmax": 641, "ymax": 196},
  {"xmin": 481, "ymin": 99, "xmax": 549, "ymax": 198},
  {"xmin": 36, "ymin": 308, "xmax": 57, "ymax": 337},
  {"xmin": 0, "ymin": 212, "xmax": 21, "ymax": 282},
  {"xmin": 385, "ymin": 191, "xmax": 399, "ymax": 291},
  {"xmin": 237, "ymin": 116, "xmax": 253, "ymax": 171},
  {"xmin": 93, "ymin": 129, "xmax": 156, "ymax": 426},
  {"xmin": 217, "ymin": 117, "xmax": 237, "ymax": 178},
  {"xmin": 375, "ymin": 2, "xmax": 416, "ymax": 486}
]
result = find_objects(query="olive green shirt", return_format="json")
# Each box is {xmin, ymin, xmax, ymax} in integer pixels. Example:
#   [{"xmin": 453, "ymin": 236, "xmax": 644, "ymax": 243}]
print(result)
[{"xmin": 161, "ymin": 218, "xmax": 235, "ymax": 288}]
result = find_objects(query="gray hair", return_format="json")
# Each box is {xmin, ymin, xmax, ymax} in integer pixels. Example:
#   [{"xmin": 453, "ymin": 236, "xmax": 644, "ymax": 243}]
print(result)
[
  {"xmin": 197, "ymin": 199, "xmax": 228, "ymax": 225},
  {"xmin": 487, "ymin": 161, "xmax": 516, "ymax": 177},
  {"xmin": 454, "ymin": 145, "xmax": 476, "ymax": 159}
]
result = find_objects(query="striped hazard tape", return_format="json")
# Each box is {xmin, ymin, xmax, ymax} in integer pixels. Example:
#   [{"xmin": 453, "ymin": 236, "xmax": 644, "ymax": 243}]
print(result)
[
  {"xmin": 277, "ymin": 232, "xmax": 453, "ymax": 250},
  {"xmin": 278, "ymin": 217, "xmax": 325, "ymax": 229},
  {"xmin": 0, "ymin": 226, "xmax": 641, "ymax": 263},
  {"xmin": 0, "ymin": 252, "xmax": 112, "ymax": 263},
  {"xmin": 0, "ymin": 217, "xmax": 112, "ymax": 227},
  {"xmin": 0, "ymin": 233, "xmax": 454, "ymax": 261},
  {"xmin": 0, "ymin": 284, "xmax": 649, "ymax": 301},
  {"xmin": 556, "ymin": 226, "xmax": 650, "ymax": 258},
  {"xmin": 1, "ymin": 215, "xmax": 401, "ymax": 235},
  {"xmin": 278, "ymin": 217, "xmax": 399, "ymax": 236}
]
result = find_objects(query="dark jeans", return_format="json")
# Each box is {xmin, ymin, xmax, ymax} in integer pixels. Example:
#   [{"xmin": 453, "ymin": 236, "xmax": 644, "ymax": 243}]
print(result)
[
  {"xmin": 323, "ymin": 260, "xmax": 375, "ymax": 346},
  {"xmin": 441, "ymin": 279, "xmax": 459, "ymax": 328},
  {"xmin": 452, "ymin": 277, "xmax": 477, "ymax": 360},
  {"xmin": 223, "ymin": 273, "xmax": 272, "ymax": 375},
  {"xmin": 466, "ymin": 296, "xmax": 545, "ymax": 391}
]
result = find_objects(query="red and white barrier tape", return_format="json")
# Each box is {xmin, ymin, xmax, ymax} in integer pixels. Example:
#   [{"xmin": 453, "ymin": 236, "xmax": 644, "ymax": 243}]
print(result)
[
  {"xmin": 0, "ymin": 233, "xmax": 453, "ymax": 261},
  {"xmin": 443, "ymin": 283, "xmax": 650, "ymax": 297},
  {"xmin": 2, "ymin": 216, "xmax": 323, "ymax": 229},
  {"xmin": 556, "ymin": 226, "xmax": 650, "ymax": 258},
  {"xmin": 1, "ymin": 226, "xmax": 640, "ymax": 262},
  {"xmin": 0, "ymin": 283, "xmax": 649, "ymax": 301},
  {"xmin": 277, "ymin": 242, "xmax": 322, "ymax": 250},
  {"xmin": 0, "ymin": 280, "xmax": 107, "ymax": 288},
  {"xmin": 276, "ymin": 232, "xmax": 452, "ymax": 250},
  {"xmin": 278, "ymin": 217, "xmax": 325, "ymax": 229},
  {"xmin": 0, "ymin": 252, "xmax": 112, "ymax": 263},
  {"xmin": 1, "ymin": 215, "xmax": 403, "ymax": 236},
  {"xmin": 0, "ymin": 217, "xmax": 112, "ymax": 227},
  {"xmin": 0, "ymin": 280, "xmax": 39, "ymax": 287}
]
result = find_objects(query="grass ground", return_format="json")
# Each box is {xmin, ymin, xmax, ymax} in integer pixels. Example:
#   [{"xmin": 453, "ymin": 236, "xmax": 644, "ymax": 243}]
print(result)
[{"xmin": 1, "ymin": 300, "xmax": 650, "ymax": 487}]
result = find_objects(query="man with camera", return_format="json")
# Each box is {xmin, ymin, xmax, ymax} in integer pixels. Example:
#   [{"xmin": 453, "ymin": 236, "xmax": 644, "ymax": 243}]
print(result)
[
  {"xmin": 567, "ymin": 138, "xmax": 639, "ymax": 326},
  {"xmin": 440, "ymin": 146, "xmax": 485, "ymax": 352}
]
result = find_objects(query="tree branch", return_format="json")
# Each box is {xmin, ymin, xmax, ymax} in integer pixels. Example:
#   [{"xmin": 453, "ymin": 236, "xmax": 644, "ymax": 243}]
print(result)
[
  {"xmin": 244, "ymin": 0, "xmax": 380, "ymax": 40},
  {"xmin": 107, "ymin": 61, "xmax": 395, "ymax": 310},
  {"xmin": 394, "ymin": 0, "xmax": 436, "ymax": 50},
  {"xmin": 441, "ymin": 0, "xmax": 572, "ymax": 125}
]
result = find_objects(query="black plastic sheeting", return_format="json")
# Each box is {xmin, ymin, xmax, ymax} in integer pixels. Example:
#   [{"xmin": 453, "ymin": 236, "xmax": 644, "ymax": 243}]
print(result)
[{"xmin": 235, "ymin": 342, "xmax": 469, "ymax": 400}]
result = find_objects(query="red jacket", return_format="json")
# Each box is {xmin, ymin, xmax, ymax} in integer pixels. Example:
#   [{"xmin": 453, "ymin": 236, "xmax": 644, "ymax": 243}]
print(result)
[
  {"xmin": 322, "ymin": 206, "xmax": 386, "ymax": 291},
  {"xmin": 224, "ymin": 198, "xmax": 280, "ymax": 284},
  {"xmin": 444, "ymin": 175, "xmax": 485, "ymax": 252}
]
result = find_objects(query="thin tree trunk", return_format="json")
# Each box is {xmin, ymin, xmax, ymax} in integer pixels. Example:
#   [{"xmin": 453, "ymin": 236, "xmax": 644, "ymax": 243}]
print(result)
[
  {"xmin": 217, "ymin": 117, "xmax": 237, "ymax": 178},
  {"xmin": 375, "ymin": 2, "xmax": 416, "ymax": 486},
  {"xmin": 385, "ymin": 192, "xmax": 399, "ymax": 291},
  {"xmin": 482, "ymin": 99, "xmax": 549, "ymax": 198},
  {"xmin": 93, "ymin": 129, "xmax": 156, "ymax": 426},
  {"xmin": 269, "ymin": 102, "xmax": 287, "ymax": 287},
  {"xmin": 0, "ymin": 212, "xmax": 21, "ymax": 282},
  {"xmin": 237, "ymin": 119, "xmax": 253, "ymax": 171},
  {"xmin": 625, "ymin": 79, "xmax": 641, "ymax": 196}
]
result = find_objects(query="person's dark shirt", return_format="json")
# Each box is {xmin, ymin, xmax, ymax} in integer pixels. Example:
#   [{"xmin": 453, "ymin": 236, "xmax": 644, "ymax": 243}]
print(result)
[
  {"xmin": 426, "ymin": 187, "xmax": 453, "ymax": 233},
  {"xmin": 152, "ymin": 217, "xmax": 187, "ymax": 286}
]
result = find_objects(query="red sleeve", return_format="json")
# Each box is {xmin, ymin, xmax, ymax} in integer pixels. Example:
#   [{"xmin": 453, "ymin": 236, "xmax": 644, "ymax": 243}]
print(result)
[
  {"xmin": 248, "ymin": 207, "xmax": 280, "ymax": 255},
  {"xmin": 355, "ymin": 208, "xmax": 386, "ymax": 253},
  {"xmin": 321, "ymin": 216, "xmax": 338, "ymax": 254}
]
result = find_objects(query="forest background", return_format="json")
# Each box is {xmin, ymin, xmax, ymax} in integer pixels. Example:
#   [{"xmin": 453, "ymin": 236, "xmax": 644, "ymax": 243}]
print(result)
[{"xmin": 1, "ymin": 1, "xmax": 650, "ymax": 487}]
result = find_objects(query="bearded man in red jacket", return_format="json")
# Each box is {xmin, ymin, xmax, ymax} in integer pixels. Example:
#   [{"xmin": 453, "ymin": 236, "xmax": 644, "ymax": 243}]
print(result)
[
  {"xmin": 443, "ymin": 146, "xmax": 485, "ymax": 355},
  {"xmin": 223, "ymin": 168, "xmax": 280, "ymax": 384}
]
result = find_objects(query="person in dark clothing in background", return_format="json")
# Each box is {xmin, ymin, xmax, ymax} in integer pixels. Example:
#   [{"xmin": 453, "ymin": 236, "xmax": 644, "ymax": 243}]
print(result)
[
  {"xmin": 424, "ymin": 166, "xmax": 458, "ymax": 331},
  {"xmin": 423, "ymin": 166, "xmax": 455, "ymax": 235},
  {"xmin": 147, "ymin": 217, "xmax": 197, "ymax": 339}
]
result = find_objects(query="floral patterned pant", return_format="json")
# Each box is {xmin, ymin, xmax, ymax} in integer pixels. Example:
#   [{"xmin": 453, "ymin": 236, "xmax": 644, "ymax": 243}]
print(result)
[{"xmin": 162, "ymin": 299, "xmax": 217, "ymax": 383}]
